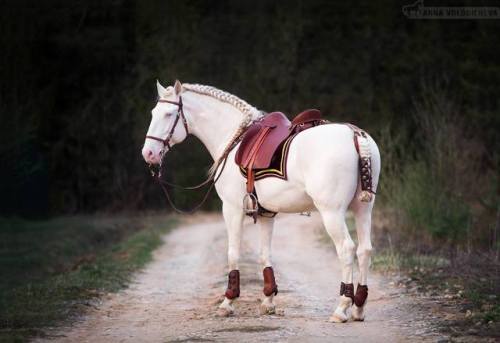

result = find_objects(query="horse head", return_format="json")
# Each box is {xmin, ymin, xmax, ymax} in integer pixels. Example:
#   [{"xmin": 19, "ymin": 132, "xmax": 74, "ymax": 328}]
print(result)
[{"xmin": 142, "ymin": 80, "xmax": 188, "ymax": 165}]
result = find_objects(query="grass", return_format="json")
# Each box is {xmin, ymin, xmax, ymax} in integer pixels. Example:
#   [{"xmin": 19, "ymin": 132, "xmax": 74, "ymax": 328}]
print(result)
[
  {"xmin": 370, "ymin": 207, "xmax": 500, "ymax": 330},
  {"xmin": 0, "ymin": 213, "xmax": 176, "ymax": 342},
  {"xmin": 372, "ymin": 245, "xmax": 500, "ymax": 337}
]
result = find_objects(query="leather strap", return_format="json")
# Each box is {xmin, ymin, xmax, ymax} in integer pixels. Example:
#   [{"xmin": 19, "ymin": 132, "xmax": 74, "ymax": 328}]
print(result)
[
  {"xmin": 145, "ymin": 96, "xmax": 189, "ymax": 149},
  {"xmin": 243, "ymin": 126, "xmax": 272, "ymax": 168},
  {"xmin": 246, "ymin": 159, "xmax": 256, "ymax": 194},
  {"xmin": 243, "ymin": 127, "xmax": 273, "ymax": 223},
  {"xmin": 152, "ymin": 150, "xmax": 230, "ymax": 214},
  {"xmin": 243, "ymin": 126, "xmax": 271, "ymax": 195}
]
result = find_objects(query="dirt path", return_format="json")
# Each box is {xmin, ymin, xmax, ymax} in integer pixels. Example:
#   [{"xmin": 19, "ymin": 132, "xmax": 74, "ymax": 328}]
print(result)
[{"xmin": 40, "ymin": 213, "xmax": 445, "ymax": 342}]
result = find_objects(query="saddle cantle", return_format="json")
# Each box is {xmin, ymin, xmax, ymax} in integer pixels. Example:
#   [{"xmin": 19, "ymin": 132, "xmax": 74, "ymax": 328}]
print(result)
[
  {"xmin": 235, "ymin": 109, "xmax": 324, "ymax": 220},
  {"xmin": 290, "ymin": 109, "xmax": 322, "ymax": 132}
]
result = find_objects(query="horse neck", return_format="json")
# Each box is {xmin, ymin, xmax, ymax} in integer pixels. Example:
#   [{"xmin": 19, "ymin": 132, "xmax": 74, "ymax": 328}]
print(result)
[{"xmin": 182, "ymin": 92, "xmax": 250, "ymax": 161}]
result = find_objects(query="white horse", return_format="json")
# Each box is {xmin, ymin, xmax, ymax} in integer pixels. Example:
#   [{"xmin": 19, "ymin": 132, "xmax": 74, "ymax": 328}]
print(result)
[{"xmin": 142, "ymin": 80, "xmax": 380, "ymax": 322}]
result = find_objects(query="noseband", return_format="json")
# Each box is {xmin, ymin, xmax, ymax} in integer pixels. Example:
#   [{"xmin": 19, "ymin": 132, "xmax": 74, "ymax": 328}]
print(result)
[{"xmin": 145, "ymin": 96, "xmax": 189, "ymax": 150}]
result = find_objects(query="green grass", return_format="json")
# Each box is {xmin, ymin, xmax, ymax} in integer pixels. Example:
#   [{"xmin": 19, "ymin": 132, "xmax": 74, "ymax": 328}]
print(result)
[
  {"xmin": 372, "ymin": 250, "xmax": 450, "ymax": 272},
  {"xmin": 0, "ymin": 214, "xmax": 176, "ymax": 342}
]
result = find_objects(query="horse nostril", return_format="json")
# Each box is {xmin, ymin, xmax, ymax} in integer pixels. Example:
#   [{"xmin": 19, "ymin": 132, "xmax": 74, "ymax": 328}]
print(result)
[{"xmin": 142, "ymin": 148, "xmax": 155, "ymax": 162}]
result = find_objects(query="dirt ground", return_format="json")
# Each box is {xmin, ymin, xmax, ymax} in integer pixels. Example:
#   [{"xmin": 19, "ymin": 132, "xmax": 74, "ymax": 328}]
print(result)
[{"xmin": 39, "ymin": 213, "xmax": 451, "ymax": 342}]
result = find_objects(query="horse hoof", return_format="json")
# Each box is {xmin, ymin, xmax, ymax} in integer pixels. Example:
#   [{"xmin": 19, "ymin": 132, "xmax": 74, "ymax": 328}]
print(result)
[
  {"xmin": 329, "ymin": 312, "xmax": 348, "ymax": 323},
  {"xmin": 216, "ymin": 307, "xmax": 233, "ymax": 317},
  {"xmin": 216, "ymin": 303, "xmax": 234, "ymax": 317},
  {"xmin": 351, "ymin": 305, "xmax": 365, "ymax": 321},
  {"xmin": 259, "ymin": 303, "xmax": 276, "ymax": 315}
]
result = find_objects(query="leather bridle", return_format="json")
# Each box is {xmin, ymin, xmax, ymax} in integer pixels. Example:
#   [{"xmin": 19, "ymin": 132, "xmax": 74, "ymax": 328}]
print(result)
[
  {"xmin": 144, "ymin": 95, "xmax": 235, "ymax": 213},
  {"xmin": 145, "ymin": 96, "xmax": 189, "ymax": 151}
]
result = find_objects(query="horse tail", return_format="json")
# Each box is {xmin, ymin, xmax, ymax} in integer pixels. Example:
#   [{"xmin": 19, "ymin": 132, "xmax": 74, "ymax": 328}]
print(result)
[{"xmin": 346, "ymin": 124, "xmax": 377, "ymax": 202}]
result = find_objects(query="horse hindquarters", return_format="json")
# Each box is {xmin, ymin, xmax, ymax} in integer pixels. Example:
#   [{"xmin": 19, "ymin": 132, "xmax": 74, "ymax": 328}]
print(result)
[{"xmin": 298, "ymin": 125, "xmax": 378, "ymax": 322}]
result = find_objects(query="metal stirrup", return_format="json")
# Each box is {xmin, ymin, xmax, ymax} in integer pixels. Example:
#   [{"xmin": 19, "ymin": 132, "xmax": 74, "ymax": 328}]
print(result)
[{"xmin": 243, "ymin": 192, "xmax": 258, "ymax": 214}]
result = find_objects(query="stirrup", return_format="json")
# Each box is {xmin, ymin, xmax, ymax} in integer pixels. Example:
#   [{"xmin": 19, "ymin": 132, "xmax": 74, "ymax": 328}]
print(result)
[{"xmin": 243, "ymin": 193, "xmax": 258, "ymax": 215}]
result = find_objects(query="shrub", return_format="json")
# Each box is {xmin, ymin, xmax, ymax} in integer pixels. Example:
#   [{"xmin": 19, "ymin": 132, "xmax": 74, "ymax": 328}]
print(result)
[{"xmin": 377, "ymin": 88, "xmax": 495, "ymax": 250}]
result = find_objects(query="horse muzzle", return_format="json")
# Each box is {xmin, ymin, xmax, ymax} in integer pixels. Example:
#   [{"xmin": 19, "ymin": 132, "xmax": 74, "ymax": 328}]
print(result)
[{"xmin": 142, "ymin": 146, "xmax": 162, "ymax": 165}]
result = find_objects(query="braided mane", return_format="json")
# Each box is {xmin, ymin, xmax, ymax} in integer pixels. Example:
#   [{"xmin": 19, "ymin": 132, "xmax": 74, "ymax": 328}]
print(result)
[{"xmin": 182, "ymin": 83, "xmax": 262, "ymax": 175}]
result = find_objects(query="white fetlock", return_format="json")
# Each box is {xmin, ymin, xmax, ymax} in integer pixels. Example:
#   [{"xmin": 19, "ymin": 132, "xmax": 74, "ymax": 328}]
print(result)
[
  {"xmin": 329, "ymin": 295, "xmax": 352, "ymax": 323},
  {"xmin": 259, "ymin": 296, "xmax": 276, "ymax": 315},
  {"xmin": 351, "ymin": 305, "xmax": 365, "ymax": 321},
  {"xmin": 216, "ymin": 298, "xmax": 235, "ymax": 317}
]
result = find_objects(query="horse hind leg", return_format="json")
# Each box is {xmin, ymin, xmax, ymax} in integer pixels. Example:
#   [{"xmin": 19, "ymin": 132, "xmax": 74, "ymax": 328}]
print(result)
[
  {"xmin": 350, "ymin": 199, "xmax": 374, "ymax": 321},
  {"xmin": 317, "ymin": 208, "xmax": 356, "ymax": 323}
]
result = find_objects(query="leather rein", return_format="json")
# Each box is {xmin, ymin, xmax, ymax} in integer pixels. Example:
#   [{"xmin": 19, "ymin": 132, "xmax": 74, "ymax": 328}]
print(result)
[{"xmin": 145, "ymin": 96, "xmax": 235, "ymax": 213}]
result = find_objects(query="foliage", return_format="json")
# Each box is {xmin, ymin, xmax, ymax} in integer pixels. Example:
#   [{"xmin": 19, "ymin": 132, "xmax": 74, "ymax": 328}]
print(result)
[
  {"xmin": 377, "ymin": 83, "xmax": 497, "ymax": 248},
  {"xmin": 0, "ymin": 0, "xmax": 498, "ymax": 251},
  {"xmin": 0, "ymin": 0, "xmax": 498, "ymax": 218},
  {"xmin": 397, "ymin": 161, "xmax": 471, "ymax": 240},
  {"xmin": 0, "ymin": 214, "xmax": 175, "ymax": 342}
]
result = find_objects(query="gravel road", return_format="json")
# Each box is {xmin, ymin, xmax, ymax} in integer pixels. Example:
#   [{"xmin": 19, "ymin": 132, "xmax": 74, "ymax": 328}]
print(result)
[{"xmin": 40, "ymin": 213, "xmax": 443, "ymax": 342}]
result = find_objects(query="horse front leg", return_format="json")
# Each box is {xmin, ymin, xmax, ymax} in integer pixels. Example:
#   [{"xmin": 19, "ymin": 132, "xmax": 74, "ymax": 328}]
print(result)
[
  {"xmin": 217, "ymin": 202, "xmax": 244, "ymax": 317},
  {"xmin": 258, "ymin": 216, "xmax": 278, "ymax": 315}
]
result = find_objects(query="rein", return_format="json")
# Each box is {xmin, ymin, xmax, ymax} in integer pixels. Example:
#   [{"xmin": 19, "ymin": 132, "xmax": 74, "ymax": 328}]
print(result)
[
  {"xmin": 145, "ymin": 95, "xmax": 245, "ymax": 213},
  {"xmin": 152, "ymin": 154, "xmax": 229, "ymax": 214}
]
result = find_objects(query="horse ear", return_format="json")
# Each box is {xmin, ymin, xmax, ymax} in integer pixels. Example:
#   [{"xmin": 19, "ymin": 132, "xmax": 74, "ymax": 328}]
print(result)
[
  {"xmin": 174, "ymin": 79, "xmax": 183, "ymax": 95},
  {"xmin": 156, "ymin": 79, "xmax": 167, "ymax": 97}
]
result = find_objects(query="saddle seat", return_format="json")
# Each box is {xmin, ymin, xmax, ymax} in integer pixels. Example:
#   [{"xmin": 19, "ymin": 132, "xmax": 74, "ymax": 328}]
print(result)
[
  {"xmin": 235, "ymin": 109, "xmax": 323, "ymax": 170},
  {"xmin": 235, "ymin": 112, "xmax": 291, "ymax": 169}
]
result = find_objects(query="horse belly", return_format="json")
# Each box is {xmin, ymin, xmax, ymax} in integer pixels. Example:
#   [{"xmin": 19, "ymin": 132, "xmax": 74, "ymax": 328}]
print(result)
[
  {"xmin": 255, "ymin": 178, "xmax": 315, "ymax": 213},
  {"xmin": 254, "ymin": 142, "xmax": 314, "ymax": 213}
]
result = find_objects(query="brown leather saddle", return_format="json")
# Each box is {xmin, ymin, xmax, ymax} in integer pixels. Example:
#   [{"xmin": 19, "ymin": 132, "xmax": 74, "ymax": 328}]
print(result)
[
  {"xmin": 235, "ymin": 109, "xmax": 324, "ymax": 219},
  {"xmin": 235, "ymin": 109, "xmax": 322, "ymax": 170}
]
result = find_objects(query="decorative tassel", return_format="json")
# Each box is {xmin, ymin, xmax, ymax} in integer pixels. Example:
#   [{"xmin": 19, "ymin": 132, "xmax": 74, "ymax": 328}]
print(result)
[{"xmin": 359, "ymin": 190, "xmax": 373, "ymax": 202}]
